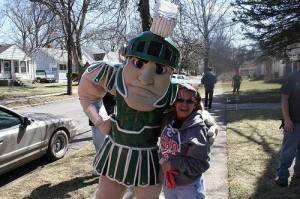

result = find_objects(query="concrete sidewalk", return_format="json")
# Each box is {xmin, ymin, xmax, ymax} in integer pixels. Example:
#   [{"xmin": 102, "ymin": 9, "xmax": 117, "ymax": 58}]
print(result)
[{"xmin": 203, "ymin": 100, "xmax": 229, "ymax": 199}]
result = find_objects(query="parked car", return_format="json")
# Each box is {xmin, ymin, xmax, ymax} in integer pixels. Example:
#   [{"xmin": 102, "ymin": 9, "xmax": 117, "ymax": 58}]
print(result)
[
  {"xmin": 171, "ymin": 74, "xmax": 189, "ymax": 84},
  {"xmin": 34, "ymin": 70, "xmax": 56, "ymax": 83},
  {"xmin": 0, "ymin": 105, "xmax": 77, "ymax": 175}
]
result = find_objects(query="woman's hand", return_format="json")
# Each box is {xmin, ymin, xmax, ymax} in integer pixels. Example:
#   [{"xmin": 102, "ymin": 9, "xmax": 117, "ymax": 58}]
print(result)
[
  {"xmin": 284, "ymin": 119, "xmax": 294, "ymax": 133},
  {"xmin": 161, "ymin": 161, "xmax": 172, "ymax": 175}
]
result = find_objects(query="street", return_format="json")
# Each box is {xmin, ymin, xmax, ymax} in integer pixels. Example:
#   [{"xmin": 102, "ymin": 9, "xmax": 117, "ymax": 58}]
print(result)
[{"xmin": 14, "ymin": 98, "xmax": 90, "ymax": 134}]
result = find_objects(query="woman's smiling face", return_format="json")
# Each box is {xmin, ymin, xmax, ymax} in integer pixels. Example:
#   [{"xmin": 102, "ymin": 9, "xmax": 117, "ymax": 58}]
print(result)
[
  {"xmin": 123, "ymin": 57, "xmax": 173, "ymax": 111},
  {"xmin": 175, "ymin": 88, "xmax": 196, "ymax": 118}
]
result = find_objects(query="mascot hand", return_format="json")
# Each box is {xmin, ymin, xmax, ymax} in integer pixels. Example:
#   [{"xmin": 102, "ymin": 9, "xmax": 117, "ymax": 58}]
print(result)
[
  {"xmin": 96, "ymin": 119, "xmax": 111, "ymax": 135},
  {"xmin": 207, "ymin": 126, "xmax": 218, "ymax": 145}
]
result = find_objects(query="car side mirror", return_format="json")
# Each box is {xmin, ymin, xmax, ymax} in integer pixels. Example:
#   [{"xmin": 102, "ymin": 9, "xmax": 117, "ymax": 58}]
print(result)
[{"xmin": 21, "ymin": 117, "xmax": 31, "ymax": 126}]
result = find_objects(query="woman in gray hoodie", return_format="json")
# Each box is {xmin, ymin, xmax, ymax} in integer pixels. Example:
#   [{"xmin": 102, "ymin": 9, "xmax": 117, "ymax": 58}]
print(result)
[{"xmin": 159, "ymin": 83, "xmax": 211, "ymax": 199}]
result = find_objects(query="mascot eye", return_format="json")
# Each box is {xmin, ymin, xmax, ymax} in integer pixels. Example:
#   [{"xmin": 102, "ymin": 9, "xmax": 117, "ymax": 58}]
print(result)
[
  {"xmin": 156, "ymin": 63, "xmax": 167, "ymax": 74},
  {"xmin": 133, "ymin": 58, "xmax": 148, "ymax": 69}
]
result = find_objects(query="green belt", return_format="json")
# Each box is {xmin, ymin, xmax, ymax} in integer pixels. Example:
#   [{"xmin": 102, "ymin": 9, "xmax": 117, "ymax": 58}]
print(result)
[{"xmin": 110, "ymin": 116, "xmax": 160, "ymax": 147}]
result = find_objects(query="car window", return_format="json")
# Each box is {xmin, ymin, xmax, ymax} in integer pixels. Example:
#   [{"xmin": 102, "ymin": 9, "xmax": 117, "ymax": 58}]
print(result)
[
  {"xmin": 172, "ymin": 74, "xmax": 185, "ymax": 79},
  {"xmin": 36, "ymin": 70, "xmax": 46, "ymax": 75},
  {"xmin": 0, "ymin": 110, "xmax": 21, "ymax": 130}
]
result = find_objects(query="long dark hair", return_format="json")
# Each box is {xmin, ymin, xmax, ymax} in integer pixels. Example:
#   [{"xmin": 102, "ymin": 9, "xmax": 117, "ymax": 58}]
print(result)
[{"xmin": 193, "ymin": 90, "xmax": 203, "ymax": 111}]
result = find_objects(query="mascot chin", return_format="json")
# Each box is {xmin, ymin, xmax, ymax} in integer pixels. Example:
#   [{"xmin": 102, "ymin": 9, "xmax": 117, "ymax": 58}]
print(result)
[{"xmin": 79, "ymin": 1, "xmax": 180, "ymax": 198}]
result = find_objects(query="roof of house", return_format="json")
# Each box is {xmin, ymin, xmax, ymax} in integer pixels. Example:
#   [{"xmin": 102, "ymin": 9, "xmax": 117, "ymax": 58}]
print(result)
[
  {"xmin": 40, "ymin": 47, "xmax": 68, "ymax": 63},
  {"xmin": 83, "ymin": 46, "xmax": 105, "ymax": 55},
  {"xmin": 0, "ymin": 44, "xmax": 13, "ymax": 54},
  {"xmin": 39, "ymin": 47, "xmax": 96, "ymax": 64}
]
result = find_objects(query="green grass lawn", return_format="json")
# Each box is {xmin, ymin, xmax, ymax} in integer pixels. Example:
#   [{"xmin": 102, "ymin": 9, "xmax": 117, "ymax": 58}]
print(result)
[
  {"xmin": 227, "ymin": 109, "xmax": 300, "ymax": 199},
  {"xmin": 222, "ymin": 80, "xmax": 281, "ymax": 104}
]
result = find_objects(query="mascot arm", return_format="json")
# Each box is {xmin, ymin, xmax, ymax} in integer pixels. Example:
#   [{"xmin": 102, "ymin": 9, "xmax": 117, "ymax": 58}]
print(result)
[{"xmin": 78, "ymin": 67, "xmax": 113, "ymax": 134}]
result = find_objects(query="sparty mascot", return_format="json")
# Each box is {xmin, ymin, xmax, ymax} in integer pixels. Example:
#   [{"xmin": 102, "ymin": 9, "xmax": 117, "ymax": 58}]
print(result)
[{"xmin": 79, "ymin": 1, "xmax": 181, "ymax": 198}]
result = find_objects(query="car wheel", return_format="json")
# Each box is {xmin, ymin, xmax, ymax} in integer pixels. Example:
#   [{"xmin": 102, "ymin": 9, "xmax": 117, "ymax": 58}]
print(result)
[
  {"xmin": 36, "ymin": 79, "xmax": 41, "ymax": 83},
  {"xmin": 47, "ymin": 130, "xmax": 69, "ymax": 160}
]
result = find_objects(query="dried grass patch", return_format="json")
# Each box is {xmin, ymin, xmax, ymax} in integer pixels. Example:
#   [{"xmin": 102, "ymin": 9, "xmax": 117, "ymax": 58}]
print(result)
[{"xmin": 0, "ymin": 143, "xmax": 98, "ymax": 199}]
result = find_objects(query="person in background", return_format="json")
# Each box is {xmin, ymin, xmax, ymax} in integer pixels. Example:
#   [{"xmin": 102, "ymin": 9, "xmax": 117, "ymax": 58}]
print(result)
[
  {"xmin": 275, "ymin": 63, "xmax": 300, "ymax": 187},
  {"xmin": 232, "ymin": 71, "xmax": 242, "ymax": 95},
  {"xmin": 159, "ymin": 83, "xmax": 211, "ymax": 199},
  {"xmin": 201, "ymin": 67, "xmax": 217, "ymax": 109}
]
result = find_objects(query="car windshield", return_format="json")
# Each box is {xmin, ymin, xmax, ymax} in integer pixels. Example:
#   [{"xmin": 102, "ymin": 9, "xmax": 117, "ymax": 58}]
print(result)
[{"xmin": 36, "ymin": 71, "xmax": 46, "ymax": 75}]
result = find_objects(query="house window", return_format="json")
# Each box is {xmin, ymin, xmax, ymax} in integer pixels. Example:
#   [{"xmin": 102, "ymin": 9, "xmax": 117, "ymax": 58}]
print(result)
[
  {"xmin": 20, "ymin": 61, "xmax": 26, "ymax": 73},
  {"xmin": 4, "ymin": 61, "xmax": 10, "ymax": 71},
  {"xmin": 14, "ymin": 60, "xmax": 19, "ymax": 73},
  {"xmin": 59, "ymin": 64, "xmax": 67, "ymax": 71}
]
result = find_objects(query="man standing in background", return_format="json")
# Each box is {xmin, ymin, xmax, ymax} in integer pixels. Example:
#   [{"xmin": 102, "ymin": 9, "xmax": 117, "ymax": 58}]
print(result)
[
  {"xmin": 232, "ymin": 72, "xmax": 242, "ymax": 95},
  {"xmin": 201, "ymin": 67, "xmax": 217, "ymax": 109},
  {"xmin": 275, "ymin": 63, "xmax": 300, "ymax": 187}
]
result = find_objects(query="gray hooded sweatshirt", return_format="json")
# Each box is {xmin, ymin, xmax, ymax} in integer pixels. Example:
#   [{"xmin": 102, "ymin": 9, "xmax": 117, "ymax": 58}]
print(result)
[{"xmin": 159, "ymin": 111, "xmax": 210, "ymax": 186}]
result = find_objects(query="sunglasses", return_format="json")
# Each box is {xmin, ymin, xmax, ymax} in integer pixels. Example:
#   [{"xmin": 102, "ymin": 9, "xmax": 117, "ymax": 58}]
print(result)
[{"xmin": 176, "ymin": 98, "xmax": 195, "ymax": 105}]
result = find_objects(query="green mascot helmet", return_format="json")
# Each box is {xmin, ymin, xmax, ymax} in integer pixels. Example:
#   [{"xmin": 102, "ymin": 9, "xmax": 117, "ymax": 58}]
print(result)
[{"xmin": 125, "ymin": 31, "xmax": 180, "ymax": 69}]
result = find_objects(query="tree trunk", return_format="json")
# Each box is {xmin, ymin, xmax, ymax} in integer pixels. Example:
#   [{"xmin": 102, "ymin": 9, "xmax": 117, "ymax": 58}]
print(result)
[
  {"xmin": 66, "ymin": 34, "xmax": 73, "ymax": 95},
  {"xmin": 137, "ymin": 0, "xmax": 151, "ymax": 31},
  {"xmin": 66, "ymin": 2, "xmax": 72, "ymax": 95},
  {"xmin": 74, "ymin": 32, "xmax": 85, "ymax": 84}
]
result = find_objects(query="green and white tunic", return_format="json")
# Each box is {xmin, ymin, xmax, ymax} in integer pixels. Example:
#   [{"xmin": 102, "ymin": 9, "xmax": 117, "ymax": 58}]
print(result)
[{"xmin": 88, "ymin": 62, "xmax": 178, "ymax": 187}]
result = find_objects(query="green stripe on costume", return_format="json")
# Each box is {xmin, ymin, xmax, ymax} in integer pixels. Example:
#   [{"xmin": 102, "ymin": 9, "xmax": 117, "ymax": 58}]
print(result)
[
  {"xmin": 123, "ymin": 149, "xmax": 139, "ymax": 186},
  {"xmin": 115, "ymin": 147, "xmax": 129, "ymax": 182},
  {"xmin": 107, "ymin": 145, "xmax": 119, "ymax": 179},
  {"xmin": 139, "ymin": 150, "xmax": 149, "ymax": 186},
  {"xmin": 95, "ymin": 64, "xmax": 108, "ymax": 83},
  {"xmin": 87, "ymin": 62, "xmax": 105, "ymax": 73},
  {"xmin": 94, "ymin": 139, "xmax": 112, "ymax": 174}
]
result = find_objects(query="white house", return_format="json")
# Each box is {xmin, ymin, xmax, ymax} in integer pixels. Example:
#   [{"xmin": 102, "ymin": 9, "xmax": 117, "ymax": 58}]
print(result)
[
  {"xmin": 0, "ymin": 44, "xmax": 34, "ymax": 81},
  {"xmin": 254, "ymin": 43, "xmax": 300, "ymax": 80},
  {"xmin": 34, "ymin": 48, "xmax": 95, "ymax": 83}
]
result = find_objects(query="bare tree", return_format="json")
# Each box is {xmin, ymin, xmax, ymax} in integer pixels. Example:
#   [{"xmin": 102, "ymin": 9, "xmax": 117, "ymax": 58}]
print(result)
[
  {"xmin": 30, "ymin": 0, "xmax": 110, "ymax": 94},
  {"xmin": 1, "ymin": 0, "xmax": 57, "ymax": 54},
  {"xmin": 137, "ymin": 0, "xmax": 151, "ymax": 31},
  {"xmin": 177, "ymin": 0, "xmax": 231, "ymax": 72}
]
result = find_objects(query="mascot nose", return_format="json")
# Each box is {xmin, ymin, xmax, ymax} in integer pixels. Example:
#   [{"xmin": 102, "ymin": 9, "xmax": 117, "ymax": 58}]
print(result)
[{"xmin": 138, "ymin": 64, "xmax": 155, "ymax": 85}]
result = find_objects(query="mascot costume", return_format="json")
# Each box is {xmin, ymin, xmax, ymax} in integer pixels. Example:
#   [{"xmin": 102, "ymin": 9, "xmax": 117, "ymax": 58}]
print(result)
[{"xmin": 79, "ymin": 1, "xmax": 182, "ymax": 198}]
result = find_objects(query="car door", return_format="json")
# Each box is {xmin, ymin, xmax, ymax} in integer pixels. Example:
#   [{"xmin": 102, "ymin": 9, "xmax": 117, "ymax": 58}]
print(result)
[{"xmin": 0, "ymin": 108, "xmax": 42, "ymax": 174}]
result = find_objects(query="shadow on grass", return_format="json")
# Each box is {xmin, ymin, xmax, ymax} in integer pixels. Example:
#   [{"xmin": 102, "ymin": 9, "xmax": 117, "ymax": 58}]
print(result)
[
  {"xmin": 225, "ymin": 109, "xmax": 282, "ymax": 123},
  {"xmin": 223, "ymin": 88, "xmax": 280, "ymax": 104},
  {"xmin": 0, "ymin": 157, "xmax": 52, "ymax": 187},
  {"xmin": 227, "ymin": 113, "xmax": 300, "ymax": 198},
  {"xmin": 23, "ymin": 175, "xmax": 98, "ymax": 199}
]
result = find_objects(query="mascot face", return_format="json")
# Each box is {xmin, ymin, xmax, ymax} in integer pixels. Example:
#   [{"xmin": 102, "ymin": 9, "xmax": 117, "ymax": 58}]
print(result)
[{"xmin": 123, "ymin": 57, "xmax": 173, "ymax": 111}]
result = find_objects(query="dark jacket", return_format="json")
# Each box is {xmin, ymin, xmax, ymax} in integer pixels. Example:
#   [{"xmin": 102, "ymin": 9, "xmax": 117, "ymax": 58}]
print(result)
[
  {"xmin": 201, "ymin": 72, "xmax": 217, "ymax": 90},
  {"xmin": 159, "ymin": 111, "xmax": 210, "ymax": 186}
]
